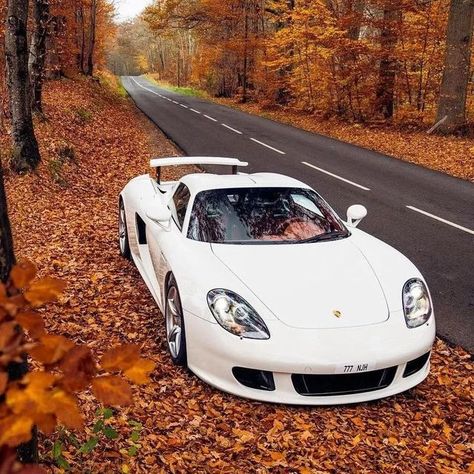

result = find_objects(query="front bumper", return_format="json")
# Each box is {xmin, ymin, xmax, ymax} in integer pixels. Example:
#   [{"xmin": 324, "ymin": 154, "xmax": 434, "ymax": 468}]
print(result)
[{"xmin": 184, "ymin": 309, "xmax": 435, "ymax": 405}]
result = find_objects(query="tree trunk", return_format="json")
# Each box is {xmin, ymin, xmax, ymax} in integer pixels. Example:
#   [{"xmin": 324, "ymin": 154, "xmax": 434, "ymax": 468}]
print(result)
[
  {"xmin": 435, "ymin": 0, "xmax": 474, "ymax": 134},
  {"xmin": 375, "ymin": 0, "xmax": 402, "ymax": 119},
  {"xmin": 0, "ymin": 164, "xmax": 15, "ymax": 282},
  {"xmin": 85, "ymin": 0, "xmax": 97, "ymax": 76},
  {"xmin": 76, "ymin": 6, "xmax": 86, "ymax": 74},
  {"xmin": 29, "ymin": 0, "xmax": 51, "ymax": 114},
  {"xmin": 5, "ymin": 0, "xmax": 41, "ymax": 173}
]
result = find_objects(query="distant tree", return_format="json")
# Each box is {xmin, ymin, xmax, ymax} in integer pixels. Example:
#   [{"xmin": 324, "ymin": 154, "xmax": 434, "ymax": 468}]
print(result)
[
  {"xmin": 85, "ymin": 0, "xmax": 97, "ymax": 75},
  {"xmin": 435, "ymin": 0, "xmax": 474, "ymax": 134},
  {"xmin": 375, "ymin": 0, "xmax": 402, "ymax": 119},
  {"xmin": 5, "ymin": 0, "xmax": 41, "ymax": 173}
]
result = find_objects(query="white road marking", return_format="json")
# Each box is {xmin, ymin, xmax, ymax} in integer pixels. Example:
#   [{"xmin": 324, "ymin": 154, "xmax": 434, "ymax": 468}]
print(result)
[
  {"xmin": 222, "ymin": 123, "xmax": 242, "ymax": 135},
  {"xmin": 250, "ymin": 138, "xmax": 285, "ymax": 155},
  {"xmin": 130, "ymin": 77, "xmax": 161, "ymax": 97},
  {"xmin": 204, "ymin": 114, "xmax": 218, "ymax": 122},
  {"xmin": 190, "ymin": 108, "xmax": 201, "ymax": 114},
  {"xmin": 172, "ymin": 100, "xmax": 179, "ymax": 104},
  {"xmin": 302, "ymin": 161, "xmax": 371, "ymax": 191},
  {"xmin": 180, "ymin": 104, "xmax": 189, "ymax": 109},
  {"xmin": 406, "ymin": 206, "xmax": 474, "ymax": 235}
]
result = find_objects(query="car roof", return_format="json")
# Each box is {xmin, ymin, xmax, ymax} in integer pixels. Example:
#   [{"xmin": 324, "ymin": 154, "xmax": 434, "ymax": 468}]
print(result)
[{"xmin": 180, "ymin": 172, "xmax": 312, "ymax": 194}]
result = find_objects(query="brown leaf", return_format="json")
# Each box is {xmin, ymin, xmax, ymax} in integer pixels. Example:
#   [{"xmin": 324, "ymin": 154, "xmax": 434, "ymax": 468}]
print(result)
[
  {"xmin": 33, "ymin": 413, "xmax": 57, "ymax": 436},
  {"xmin": 101, "ymin": 344, "xmax": 140, "ymax": 371},
  {"xmin": 24, "ymin": 278, "xmax": 66, "ymax": 307},
  {"xmin": 0, "ymin": 321, "xmax": 22, "ymax": 353},
  {"xmin": 16, "ymin": 465, "xmax": 48, "ymax": 474},
  {"xmin": 28, "ymin": 335, "xmax": 75, "ymax": 365},
  {"xmin": 10, "ymin": 262, "xmax": 37, "ymax": 289},
  {"xmin": 59, "ymin": 345, "xmax": 97, "ymax": 392},
  {"xmin": 15, "ymin": 311, "xmax": 45, "ymax": 339},
  {"xmin": 92, "ymin": 375, "xmax": 133, "ymax": 406},
  {"xmin": 123, "ymin": 358, "xmax": 156, "ymax": 385},
  {"xmin": 0, "ymin": 372, "xmax": 7, "ymax": 396}
]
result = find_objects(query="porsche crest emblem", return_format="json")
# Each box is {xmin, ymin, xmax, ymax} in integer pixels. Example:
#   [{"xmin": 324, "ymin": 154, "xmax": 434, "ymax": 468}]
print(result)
[{"xmin": 332, "ymin": 310, "xmax": 342, "ymax": 318}]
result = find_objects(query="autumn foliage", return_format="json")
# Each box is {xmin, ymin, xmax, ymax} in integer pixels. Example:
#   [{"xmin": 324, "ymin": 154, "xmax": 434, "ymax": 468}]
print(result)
[
  {"xmin": 107, "ymin": 0, "xmax": 474, "ymax": 129},
  {"xmin": 0, "ymin": 261, "xmax": 155, "ymax": 470}
]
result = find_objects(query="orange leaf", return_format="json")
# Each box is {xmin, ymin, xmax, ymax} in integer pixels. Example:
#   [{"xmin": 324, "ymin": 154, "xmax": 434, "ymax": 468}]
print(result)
[
  {"xmin": 33, "ymin": 413, "xmax": 57, "ymax": 436},
  {"xmin": 92, "ymin": 375, "xmax": 133, "ymax": 406},
  {"xmin": 15, "ymin": 311, "xmax": 45, "ymax": 339},
  {"xmin": 25, "ymin": 278, "xmax": 66, "ymax": 307},
  {"xmin": 0, "ymin": 372, "xmax": 7, "ymax": 396},
  {"xmin": 232, "ymin": 428, "xmax": 255, "ymax": 443},
  {"xmin": 0, "ymin": 415, "xmax": 34, "ymax": 447},
  {"xmin": 123, "ymin": 358, "xmax": 156, "ymax": 385},
  {"xmin": 7, "ymin": 372, "xmax": 58, "ymax": 417},
  {"xmin": 0, "ymin": 321, "xmax": 21, "ymax": 352},
  {"xmin": 10, "ymin": 261, "xmax": 37, "ymax": 289},
  {"xmin": 28, "ymin": 335, "xmax": 75, "ymax": 365},
  {"xmin": 50, "ymin": 390, "xmax": 83, "ymax": 430},
  {"xmin": 101, "ymin": 344, "xmax": 140, "ymax": 371},
  {"xmin": 60, "ymin": 345, "xmax": 96, "ymax": 392},
  {"xmin": 270, "ymin": 451, "xmax": 285, "ymax": 461}
]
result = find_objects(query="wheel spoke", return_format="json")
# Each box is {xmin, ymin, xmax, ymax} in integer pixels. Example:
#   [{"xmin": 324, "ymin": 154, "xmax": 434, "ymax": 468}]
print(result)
[
  {"xmin": 168, "ymin": 298, "xmax": 179, "ymax": 317},
  {"xmin": 166, "ymin": 287, "xmax": 183, "ymax": 359}
]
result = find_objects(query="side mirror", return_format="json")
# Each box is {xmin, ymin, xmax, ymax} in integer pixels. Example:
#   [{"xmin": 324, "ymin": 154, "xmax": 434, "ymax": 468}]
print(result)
[
  {"xmin": 346, "ymin": 204, "xmax": 367, "ymax": 228},
  {"xmin": 146, "ymin": 201, "xmax": 172, "ymax": 231}
]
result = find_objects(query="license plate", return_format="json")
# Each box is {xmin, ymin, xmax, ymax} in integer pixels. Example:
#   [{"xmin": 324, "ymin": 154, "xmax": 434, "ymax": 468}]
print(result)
[{"xmin": 336, "ymin": 362, "xmax": 374, "ymax": 374}]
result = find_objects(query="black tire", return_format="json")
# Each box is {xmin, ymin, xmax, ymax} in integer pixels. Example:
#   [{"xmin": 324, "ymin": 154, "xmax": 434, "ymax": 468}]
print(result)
[
  {"xmin": 119, "ymin": 198, "xmax": 131, "ymax": 260},
  {"xmin": 165, "ymin": 276, "xmax": 187, "ymax": 367}
]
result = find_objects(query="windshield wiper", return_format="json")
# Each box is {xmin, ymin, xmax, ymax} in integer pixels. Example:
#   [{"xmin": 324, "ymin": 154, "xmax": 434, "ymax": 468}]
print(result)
[{"xmin": 300, "ymin": 231, "xmax": 349, "ymax": 244}]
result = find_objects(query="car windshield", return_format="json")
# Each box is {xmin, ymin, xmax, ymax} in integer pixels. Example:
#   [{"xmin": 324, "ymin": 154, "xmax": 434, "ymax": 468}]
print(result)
[{"xmin": 187, "ymin": 187, "xmax": 349, "ymax": 244}]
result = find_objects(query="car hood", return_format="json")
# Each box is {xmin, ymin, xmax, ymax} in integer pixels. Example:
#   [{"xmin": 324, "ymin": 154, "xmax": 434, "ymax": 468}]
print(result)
[{"xmin": 211, "ymin": 239, "xmax": 389, "ymax": 329}]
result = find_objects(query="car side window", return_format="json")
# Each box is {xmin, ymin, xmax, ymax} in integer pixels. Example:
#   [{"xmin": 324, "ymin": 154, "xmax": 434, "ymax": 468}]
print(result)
[{"xmin": 169, "ymin": 183, "xmax": 191, "ymax": 230}]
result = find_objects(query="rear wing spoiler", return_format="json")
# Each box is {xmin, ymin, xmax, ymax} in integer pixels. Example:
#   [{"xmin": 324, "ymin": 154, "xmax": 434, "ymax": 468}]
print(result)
[{"xmin": 150, "ymin": 156, "xmax": 248, "ymax": 184}]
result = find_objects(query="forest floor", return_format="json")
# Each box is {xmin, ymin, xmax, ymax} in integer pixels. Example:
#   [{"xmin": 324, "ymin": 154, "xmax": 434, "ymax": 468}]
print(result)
[
  {"xmin": 1, "ymin": 77, "xmax": 473, "ymax": 473},
  {"xmin": 147, "ymin": 75, "xmax": 474, "ymax": 182}
]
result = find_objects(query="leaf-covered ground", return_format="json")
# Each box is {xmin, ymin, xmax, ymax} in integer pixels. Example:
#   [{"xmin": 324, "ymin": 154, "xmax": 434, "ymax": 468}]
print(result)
[{"xmin": 2, "ymin": 78, "xmax": 473, "ymax": 473}]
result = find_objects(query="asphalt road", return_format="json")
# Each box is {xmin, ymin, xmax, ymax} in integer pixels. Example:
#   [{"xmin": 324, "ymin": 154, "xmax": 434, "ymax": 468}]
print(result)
[{"xmin": 122, "ymin": 75, "xmax": 474, "ymax": 352}]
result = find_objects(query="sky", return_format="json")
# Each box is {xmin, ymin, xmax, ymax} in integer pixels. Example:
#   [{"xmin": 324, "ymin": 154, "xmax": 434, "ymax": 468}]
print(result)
[{"xmin": 116, "ymin": 0, "xmax": 152, "ymax": 22}]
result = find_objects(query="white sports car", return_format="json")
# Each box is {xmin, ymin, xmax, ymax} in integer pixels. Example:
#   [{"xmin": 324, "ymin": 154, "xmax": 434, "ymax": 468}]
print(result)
[{"xmin": 119, "ymin": 157, "xmax": 435, "ymax": 405}]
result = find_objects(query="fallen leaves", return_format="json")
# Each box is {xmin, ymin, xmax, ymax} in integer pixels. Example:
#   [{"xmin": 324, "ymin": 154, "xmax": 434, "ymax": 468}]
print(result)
[{"xmin": 1, "ymin": 78, "xmax": 472, "ymax": 473}]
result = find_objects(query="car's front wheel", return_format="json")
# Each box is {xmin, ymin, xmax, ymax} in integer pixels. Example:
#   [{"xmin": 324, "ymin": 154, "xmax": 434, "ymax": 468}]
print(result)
[
  {"xmin": 118, "ymin": 198, "xmax": 131, "ymax": 260},
  {"xmin": 165, "ymin": 277, "xmax": 187, "ymax": 367}
]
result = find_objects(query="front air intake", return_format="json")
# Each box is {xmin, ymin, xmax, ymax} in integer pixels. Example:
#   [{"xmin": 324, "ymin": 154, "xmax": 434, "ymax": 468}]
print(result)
[
  {"xmin": 232, "ymin": 367, "xmax": 275, "ymax": 391},
  {"xmin": 292, "ymin": 367, "xmax": 397, "ymax": 396},
  {"xmin": 403, "ymin": 352, "xmax": 430, "ymax": 378}
]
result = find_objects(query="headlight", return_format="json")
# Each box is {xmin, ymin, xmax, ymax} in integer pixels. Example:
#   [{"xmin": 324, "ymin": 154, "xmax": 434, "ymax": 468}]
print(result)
[
  {"xmin": 207, "ymin": 289, "xmax": 270, "ymax": 340},
  {"xmin": 402, "ymin": 279, "xmax": 432, "ymax": 328}
]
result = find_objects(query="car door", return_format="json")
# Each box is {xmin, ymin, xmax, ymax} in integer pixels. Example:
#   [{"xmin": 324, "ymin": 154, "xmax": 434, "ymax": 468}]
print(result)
[{"xmin": 147, "ymin": 182, "xmax": 191, "ymax": 308}]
